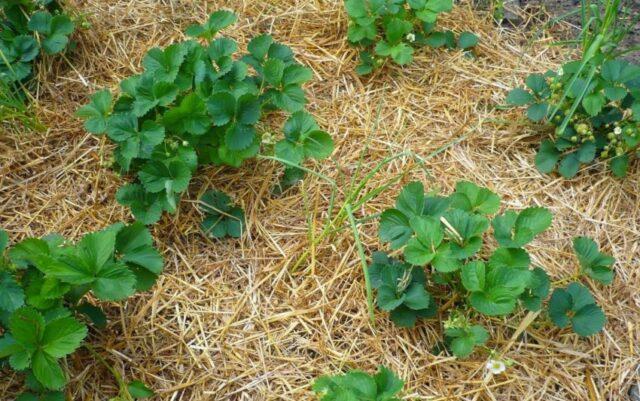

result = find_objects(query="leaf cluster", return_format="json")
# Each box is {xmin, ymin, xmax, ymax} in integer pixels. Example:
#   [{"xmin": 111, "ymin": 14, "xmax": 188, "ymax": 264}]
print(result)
[
  {"xmin": 76, "ymin": 10, "xmax": 334, "ymax": 225},
  {"xmin": 372, "ymin": 180, "xmax": 614, "ymax": 357},
  {"xmin": 507, "ymin": 60, "xmax": 640, "ymax": 178},
  {"xmin": 0, "ymin": 0, "xmax": 74, "ymax": 98},
  {"xmin": 344, "ymin": 0, "xmax": 478, "ymax": 74},
  {"xmin": 0, "ymin": 224, "xmax": 163, "ymax": 395},
  {"xmin": 313, "ymin": 365, "xmax": 404, "ymax": 401}
]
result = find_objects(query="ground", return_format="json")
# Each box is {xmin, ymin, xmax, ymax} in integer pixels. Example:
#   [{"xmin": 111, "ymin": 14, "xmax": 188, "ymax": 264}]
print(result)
[{"xmin": 0, "ymin": 1, "xmax": 639, "ymax": 400}]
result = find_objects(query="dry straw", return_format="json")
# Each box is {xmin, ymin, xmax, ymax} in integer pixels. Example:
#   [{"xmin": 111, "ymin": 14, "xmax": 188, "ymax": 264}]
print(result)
[{"xmin": 1, "ymin": 0, "xmax": 638, "ymax": 400}]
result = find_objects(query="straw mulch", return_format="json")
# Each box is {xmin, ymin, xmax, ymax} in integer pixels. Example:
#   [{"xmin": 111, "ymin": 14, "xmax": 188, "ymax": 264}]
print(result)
[{"xmin": 1, "ymin": 0, "xmax": 638, "ymax": 400}]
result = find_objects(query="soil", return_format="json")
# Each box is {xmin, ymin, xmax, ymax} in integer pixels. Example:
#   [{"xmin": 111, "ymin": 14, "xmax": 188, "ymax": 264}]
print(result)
[{"xmin": 512, "ymin": 0, "xmax": 640, "ymax": 63}]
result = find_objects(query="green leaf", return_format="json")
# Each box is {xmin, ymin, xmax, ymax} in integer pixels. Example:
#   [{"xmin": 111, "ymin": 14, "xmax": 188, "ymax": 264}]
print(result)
[
  {"xmin": 0, "ymin": 271, "xmax": 25, "ymax": 313},
  {"xmin": 548, "ymin": 282, "xmax": 605, "ymax": 336},
  {"xmin": 199, "ymin": 190, "xmax": 245, "ymax": 239},
  {"xmin": 282, "ymin": 64, "xmax": 313, "ymax": 86},
  {"xmin": 76, "ymin": 90, "xmax": 113, "ymax": 134},
  {"xmin": 492, "ymin": 207, "xmax": 552, "ymax": 248},
  {"xmin": 488, "ymin": 247, "xmax": 530, "ymax": 270},
  {"xmin": 610, "ymin": 154, "xmax": 629, "ymax": 178},
  {"xmin": 404, "ymin": 216, "xmax": 443, "ymax": 265},
  {"xmin": 461, "ymin": 261, "xmax": 485, "ymax": 292},
  {"xmin": 535, "ymin": 140, "xmax": 560, "ymax": 173},
  {"xmin": 225, "ymin": 123, "xmax": 256, "ymax": 151},
  {"xmin": 142, "ymin": 44, "xmax": 187, "ymax": 83},
  {"xmin": 127, "ymin": 381, "xmax": 155, "ymax": 398},
  {"xmin": 41, "ymin": 316, "xmax": 87, "ymax": 358},
  {"xmin": 572, "ymin": 236, "xmax": 614, "ymax": 285},
  {"xmin": 379, "ymin": 209, "xmax": 413, "ymax": 249},
  {"xmin": 263, "ymin": 58, "xmax": 285, "ymax": 86},
  {"xmin": 558, "ymin": 153, "xmax": 580, "ymax": 178},
  {"xmin": 185, "ymin": 10, "xmax": 237, "ymax": 39},
  {"xmin": 163, "ymin": 93, "xmax": 210, "ymax": 135},
  {"xmin": 519, "ymin": 267, "xmax": 550, "ymax": 311},
  {"xmin": 506, "ymin": 88, "xmax": 534, "ymax": 106},
  {"xmin": 582, "ymin": 93, "xmax": 606, "ymax": 116},
  {"xmin": 116, "ymin": 184, "xmax": 165, "ymax": 224},
  {"xmin": 374, "ymin": 366, "xmax": 404, "ymax": 399},
  {"xmin": 525, "ymin": 73, "xmax": 548, "ymax": 95},
  {"xmin": 375, "ymin": 41, "xmax": 413, "ymax": 65},
  {"xmin": 31, "ymin": 351, "xmax": 65, "ymax": 390},
  {"xmin": 92, "ymin": 262, "xmax": 137, "ymax": 301},
  {"xmin": 395, "ymin": 181, "xmax": 424, "ymax": 217},
  {"xmin": 449, "ymin": 181, "xmax": 500, "ymax": 214},
  {"xmin": 384, "ymin": 18, "xmax": 413, "ymax": 44},
  {"xmin": 247, "ymin": 34, "xmax": 274, "ymax": 60},
  {"xmin": 138, "ymin": 160, "xmax": 192, "ymax": 195},
  {"xmin": 457, "ymin": 32, "xmax": 478, "ymax": 49},
  {"xmin": 526, "ymin": 103, "xmax": 548, "ymax": 122},
  {"xmin": 116, "ymin": 223, "xmax": 163, "ymax": 275},
  {"xmin": 604, "ymin": 86, "xmax": 627, "ymax": 101},
  {"xmin": 10, "ymin": 307, "xmax": 44, "ymax": 349},
  {"xmin": 403, "ymin": 282, "xmax": 430, "ymax": 310}
]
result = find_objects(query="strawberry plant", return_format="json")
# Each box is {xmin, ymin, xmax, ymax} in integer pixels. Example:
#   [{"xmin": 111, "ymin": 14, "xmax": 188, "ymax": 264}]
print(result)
[
  {"xmin": 506, "ymin": 0, "xmax": 640, "ymax": 177},
  {"xmin": 0, "ymin": 0, "xmax": 75, "ymax": 102},
  {"xmin": 313, "ymin": 365, "xmax": 403, "ymax": 401},
  {"xmin": 0, "ymin": 223, "xmax": 163, "ymax": 399},
  {"xmin": 371, "ymin": 180, "xmax": 613, "ymax": 357},
  {"xmin": 199, "ymin": 190, "xmax": 245, "ymax": 239},
  {"xmin": 77, "ymin": 10, "xmax": 334, "ymax": 225},
  {"xmin": 344, "ymin": 0, "xmax": 478, "ymax": 75}
]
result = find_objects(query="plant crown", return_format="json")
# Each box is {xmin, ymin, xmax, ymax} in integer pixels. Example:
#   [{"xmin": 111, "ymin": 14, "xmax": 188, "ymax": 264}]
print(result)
[
  {"xmin": 372, "ymin": 180, "xmax": 613, "ymax": 357},
  {"xmin": 344, "ymin": 0, "xmax": 478, "ymax": 75},
  {"xmin": 0, "ymin": 224, "xmax": 163, "ymax": 398},
  {"xmin": 76, "ymin": 10, "xmax": 334, "ymax": 224}
]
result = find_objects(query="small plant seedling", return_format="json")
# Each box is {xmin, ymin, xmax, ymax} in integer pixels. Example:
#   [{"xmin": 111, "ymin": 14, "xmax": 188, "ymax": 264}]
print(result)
[
  {"xmin": 344, "ymin": 0, "xmax": 478, "ymax": 75},
  {"xmin": 506, "ymin": 0, "xmax": 640, "ymax": 177},
  {"xmin": 370, "ymin": 180, "xmax": 614, "ymax": 358},
  {"xmin": 548, "ymin": 282, "xmax": 606, "ymax": 336},
  {"xmin": 313, "ymin": 365, "xmax": 404, "ymax": 401},
  {"xmin": 199, "ymin": 190, "xmax": 245, "ymax": 239},
  {"xmin": 0, "ymin": 224, "xmax": 163, "ymax": 399},
  {"xmin": 368, "ymin": 252, "xmax": 435, "ymax": 327},
  {"xmin": 77, "ymin": 10, "xmax": 334, "ymax": 225}
]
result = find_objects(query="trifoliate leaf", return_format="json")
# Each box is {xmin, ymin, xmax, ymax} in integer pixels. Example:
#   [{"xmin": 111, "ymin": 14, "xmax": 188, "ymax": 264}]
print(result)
[
  {"xmin": 374, "ymin": 41, "xmax": 413, "ymax": 65},
  {"xmin": 75, "ymin": 90, "xmax": 112, "ymax": 134},
  {"xmin": 185, "ymin": 10, "xmax": 237, "ymax": 40},
  {"xmin": 572, "ymin": 236, "xmax": 614, "ymax": 285},
  {"xmin": 162, "ymin": 93, "xmax": 210, "ymax": 135},
  {"xmin": 138, "ymin": 160, "xmax": 192, "ymax": 195},
  {"xmin": 558, "ymin": 153, "xmax": 580, "ymax": 178},
  {"xmin": 142, "ymin": 44, "xmax": 187, "ymax": 83},
  {"xmin": 548, "ymin": 282, "xmax": 605, "ymax": 336},
  {"xmin": 116, "ymin": 184, "xmax": 165, "ymax": 225},
  {"xmin": 449, "ymin": 181, "xmax": 500, "ymax": 214},
  {"xmin": 404, "ymin": 216, "xmax": 444, "ymax": 265},
  {"xmin": 313, "ymin": 366, "xmax": 403, "ymax": 401},
  {"xmin": 492, "ymin": 207, "xmax": 552, "ymax": 248},
  {"xmin": 199, "ymin": 190, "xmax": 245, "ymax": 239},
  {"xmin": 445, "ymin": 325, "xmax": 488, "ymax": 358},
  {"xmin": 535, "ymin": 140, "xmax": 561, "ymax": 173},
  {"xmin": 519, "ymin": 267, "xmax": 550, "ymax": 311},
  {"xmin": 116, "ymin": 223, "xmax": 163, "ymax": 275}
]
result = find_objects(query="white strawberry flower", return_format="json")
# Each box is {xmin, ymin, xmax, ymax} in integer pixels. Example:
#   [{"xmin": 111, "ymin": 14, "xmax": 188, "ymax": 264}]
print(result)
[
  {"xmin": 485, "ymin": 359, "xmax": 507, "ymax": 375},
  {"xmin": 406, "ymin": 33, "xmax": 416, "ymax": 43},
  {"xmin": 614, "ymin": 126, "xmax": 622, "ymax": 135}
]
